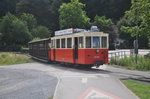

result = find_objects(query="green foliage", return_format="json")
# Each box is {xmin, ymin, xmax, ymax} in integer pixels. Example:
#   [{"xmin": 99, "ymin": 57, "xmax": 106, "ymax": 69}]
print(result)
[
  {"xmin": 120, "ymin": 0, "xmax": 150, "ymax": 40},
  {"xmin": 122, "ymin": 80, "xmax": 150, "ymax": 99},
  {"xmin": 0, "ymin": 13, "xmax": 31, "ymax": 51},
  {"xmin": 59, "ymin": 0, "xmax": 90, "ymax": 29},
  {"xmin": 16, "ymin": 0, "xmax": 59, "ymax": 31},
  {"xmin": 81, "ymin": 0, "xmax": 131, "ymax": 21},
  {"xmin": 20, "ymin": 13, "xmax": 37, "ymax": 31},
  {"xmin": 31, "ymin": 37, "xmax": 40, "ymax": 41},
  {"xmin": 0, "ymin": 52, "xmax": 33, "ymax": 65},
  {"xmin": 110, "ymin": 56, "xmax": 150, "ymax": 71},
  {"xmin": 0, "ymin": 0, "xmax": 19, "ymax": 17},
  {"xmin": 120, "ymin": 26, "xmax": 139, "ymax": 37},
  {"xmin": 31, "ymin": 26, "xmax": 51, "ymax": 39},
  {"xmin": 93, "ymin": 15, "xmax": 113, "ymax": 32}
]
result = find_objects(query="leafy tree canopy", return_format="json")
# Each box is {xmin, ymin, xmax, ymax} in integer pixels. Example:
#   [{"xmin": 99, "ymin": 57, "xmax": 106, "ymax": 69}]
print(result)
[
  {"xmin": 20, "ymin": 13, "xmax": 37, "ymax": 31},
  {"xmin": 16, "ymin": 0, "xmax": 57, "ymax": 31},
  {"xmin": 0, "ymin": 13, "xmax": 31, "ymax": 48},
  {"xmin": 59, "ymin": 0, "xmax": 90, "ymax": 29},
  {"xmin": 120, "ymin": 0, "xmax": 150, "ymax": 38},
  {"xmin": 0, "ymin": 0, "xmax": 19, "ymax": 17},
  {"xmin": 93, "ymin": 15, "xmax": 113, "ymax": 32},
  {"xmin": 31, "ymin": 26, "xmax": 51, "ymax": 39}
]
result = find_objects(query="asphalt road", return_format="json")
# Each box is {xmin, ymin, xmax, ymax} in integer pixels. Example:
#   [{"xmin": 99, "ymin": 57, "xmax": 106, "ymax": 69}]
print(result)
[{"xmin": 0, "ymin": 62, "xmax": 150, "ymax": 99}]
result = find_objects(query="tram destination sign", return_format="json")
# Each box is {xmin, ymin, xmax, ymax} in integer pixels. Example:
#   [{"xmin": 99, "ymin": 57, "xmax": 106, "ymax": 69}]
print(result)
[
  {"xmin": 55, "ymin": 28, "xmax": 87, "ymax": 36},
  {"xmin": 55, "ymin": 28, "xmax": 73, "ymax": 36}
]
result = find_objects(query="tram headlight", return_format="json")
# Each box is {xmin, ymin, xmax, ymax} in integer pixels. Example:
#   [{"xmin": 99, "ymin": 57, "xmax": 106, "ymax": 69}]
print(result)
[{"xmin": 96, "ymin": 49, "xmax": 99, "ymax": 53}]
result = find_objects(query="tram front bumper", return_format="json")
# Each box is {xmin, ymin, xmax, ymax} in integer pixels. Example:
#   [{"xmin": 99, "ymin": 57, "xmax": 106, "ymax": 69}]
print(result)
[{"xmin": 94, "ymin": 60, "xmax": 104, "ymax": 67}]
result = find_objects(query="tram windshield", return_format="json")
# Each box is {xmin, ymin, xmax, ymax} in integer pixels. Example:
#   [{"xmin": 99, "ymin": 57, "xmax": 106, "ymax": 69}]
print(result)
[
  {"xmin": 93, "ymin": 37, "xmax": 100, "ymax": 48},
  {"xmin": 102, "ymin": 37, "xmax": 107, "ymax": 48},
  {"xmin": 86, "ymin": 37, "xmax": 91, "ymax": 48}
]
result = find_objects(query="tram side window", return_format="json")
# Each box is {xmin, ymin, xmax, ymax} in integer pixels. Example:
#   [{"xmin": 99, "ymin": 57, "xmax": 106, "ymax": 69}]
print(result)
[
  {"xmin": 102, "ymin": 37, "xmax": 107, "ymax": 48},
  {"xmin": 56, "ymin": 39, "xmax": 60, "ymax": 48},
  {"xmin": 67, "ymin": 38, "xmax": 72, "ymax": 48},
  {"xmin": 61, "ymin": 38, "xmax": 66, "ymax": 48},
  {"xmin": 53, "ymin": 40, "xmax": 55, "ymax": 48},
  {"xmin": 86, "ymin": 37, "xmax": 91, "ymax": 48},
  {"xmin": 79, "ymin": 37, "xmax": 84, "ymax": 48},
  {"xmin": 93, "ymin": 37, "xmax": 100, "ymax": 48},
  {"xmin": 51, "ymin": 40, "xmax": 53, "ymax": 48}
]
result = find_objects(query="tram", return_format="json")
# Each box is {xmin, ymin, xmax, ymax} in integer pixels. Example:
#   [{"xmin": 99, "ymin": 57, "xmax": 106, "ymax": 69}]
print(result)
[{"xmin": 29, "ymin": 26, "xmax": 109, "ymax": 67}]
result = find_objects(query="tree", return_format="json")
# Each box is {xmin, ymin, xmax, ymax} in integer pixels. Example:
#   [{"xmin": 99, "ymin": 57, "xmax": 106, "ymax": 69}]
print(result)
[
  {"xmin": 80, "ymin": 0, "xmax": 131, "ymax": 21},
  {"xmin": 0, "ymin": 0, "xmax": 19, "ymax": 17},
  {"xmin": 0, "ymin": 13, "xmax": 31, "ymax": 50},
  {"xmin": 119, "ymin": 0, "xmax": 150, "ymax": 47},
  {"xmin": 93, "ymin": 15, "xmax": 113, "ymax": 32},
  {"xmin": 31, "ymin": 26, "xmax": 51, "ymax": 39},
  {"xmin": 16, "ymin": 0, "xmax": 59, "ymax": 31},
  {"xmin": 59, "ymin": 0, "xmax": 90, "ymax": 29},
  {"xmin": 93, "ymin": 15, "xmax": 118, "ymax": 49},
  {"xmin": 20, "ymin": 13, "xmax": 37, "ymax": 31}
]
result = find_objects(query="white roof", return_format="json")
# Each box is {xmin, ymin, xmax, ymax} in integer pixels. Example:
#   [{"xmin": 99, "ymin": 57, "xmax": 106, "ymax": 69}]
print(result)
[{"xmin": 51, "ymin": 31, "xmax": 108, "ymax": 39}]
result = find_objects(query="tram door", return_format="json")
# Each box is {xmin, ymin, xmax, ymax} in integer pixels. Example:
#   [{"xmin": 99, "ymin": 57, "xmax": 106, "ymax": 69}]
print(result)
[{"xmin": 74, "ymin": 37, "xmax": 78, "ymax": 60}]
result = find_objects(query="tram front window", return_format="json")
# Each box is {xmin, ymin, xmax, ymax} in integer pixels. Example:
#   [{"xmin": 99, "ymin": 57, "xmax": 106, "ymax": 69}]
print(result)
[
  {"xmin": 93, "ymin": 37, "xmax": 100, "ymax": 48},
  {"xmin": 102, "ymin": 37, "xmax": 107, "ymax": 48},
  {"xmin": 86, "ymin": 37, "xmax": 91, "ymax": 48}
]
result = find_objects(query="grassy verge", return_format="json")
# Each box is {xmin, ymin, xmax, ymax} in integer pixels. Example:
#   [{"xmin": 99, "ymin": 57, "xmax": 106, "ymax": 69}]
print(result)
[
  {"xmin": 121, "ymin": 80, "xmax": 150, "ymax": 99},
  {"xmin": 110, "ymin": 56, "xmax": 150, "ymax": 71},
  {"xmin": 0, "ymin": 52, "xmax": 33, "ymax": 65}
]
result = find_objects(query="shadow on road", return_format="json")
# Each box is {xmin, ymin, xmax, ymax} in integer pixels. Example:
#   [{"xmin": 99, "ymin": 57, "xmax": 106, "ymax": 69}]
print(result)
[{"xmin": 32, "ymin": 58, "xmax": 111, "ymax": 75}]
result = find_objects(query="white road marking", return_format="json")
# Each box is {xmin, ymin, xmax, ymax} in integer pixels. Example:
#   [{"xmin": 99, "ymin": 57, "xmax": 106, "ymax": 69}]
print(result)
[
  {"xmin": 78, "ymin": 87, "xmax": 121, "ymax": 99},
  {"xmin": 53, "ymin": 74, "xmax": 61, "ymax": 99},
  {"xmin": 82, "ymin": 78, "xmax": 87, "ymax": 83}
]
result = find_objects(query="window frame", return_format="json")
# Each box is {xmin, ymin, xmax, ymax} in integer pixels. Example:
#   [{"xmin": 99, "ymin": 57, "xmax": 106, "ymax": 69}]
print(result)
[
  {"xmin": 61, "ymin": 38, "xmax": 66, "ymax": 48},
  {"xmin": 101, "ymin": 36, "xmax": 108, "ymax": 49},
  {"xmin": 67, "ymin": 38, "xmax": 72, "ymax": 49},
  {"xmin": 92, "ymin": 36, "xmax": 101, "ymax": 48},
  {"xmin": 56, "ymin": 39, "xmax": 60, "ymax": 48},
  {"xmin": 86, "ymin": 36, "xmax": 92, "ymax": 48},
  {"xmin": 78, "ymin": 37, "xmax": 84, "ymax": 49}
]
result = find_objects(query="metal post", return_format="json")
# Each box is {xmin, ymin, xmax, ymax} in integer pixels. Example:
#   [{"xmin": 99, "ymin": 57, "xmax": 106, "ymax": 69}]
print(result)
[
  {"xmin": 135, "ymin": 34, "xmax": 138, "ymax": 64},
  {"xmin": 134, "ymin": 0, "xmax": 138, "ymax": 64}
]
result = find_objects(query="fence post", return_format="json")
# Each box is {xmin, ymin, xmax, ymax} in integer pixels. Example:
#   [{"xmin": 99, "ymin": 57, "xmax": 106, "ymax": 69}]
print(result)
[{"xmin": 115, "ymin": 52, "xmax": 117, "ymax": 63}]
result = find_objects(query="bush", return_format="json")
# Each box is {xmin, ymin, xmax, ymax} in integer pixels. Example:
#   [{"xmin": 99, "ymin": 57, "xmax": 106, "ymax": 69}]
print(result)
[
  {"xmin": 0, "ymin": 13, "xmax": 31, "ymax": 51},
  {"xmin": 0, "ymin": 52, "xmax": 33, "ymax": 65},
  {"xmin": 31, "ymin": 26, "xmax": 51, "ymax": 39},
  {"xmin": 110, "ymin": 56, "xmax": 150, "ymax": 71}
]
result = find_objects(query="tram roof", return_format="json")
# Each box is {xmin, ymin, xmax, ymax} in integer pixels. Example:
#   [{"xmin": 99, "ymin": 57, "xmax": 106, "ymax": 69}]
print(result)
[
  {"xmin": 28, "ymin": 38, "xmax": 50, "ymax": 43},
  {"xmin": 51, "ymin": 31, "xmax": 108, "ymax": 39}
]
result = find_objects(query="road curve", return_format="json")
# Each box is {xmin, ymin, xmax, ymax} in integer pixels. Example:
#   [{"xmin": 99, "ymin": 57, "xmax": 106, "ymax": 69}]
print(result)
[{"xmin": 0, "ymin": 62, "xmax": 141, "ymax": 99}]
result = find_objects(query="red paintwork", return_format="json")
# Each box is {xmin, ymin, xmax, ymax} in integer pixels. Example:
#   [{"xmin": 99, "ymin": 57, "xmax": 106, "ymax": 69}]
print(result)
[
  {"xmin": 48, "ymin": 50, "xmax": 51, "ymax": 59},
  {"xmin": 50, "ymin": 49, "xmax": 55, "ymax": 61},
  {"xmin": 48, "ymin": 48, "xmax": 108, "ymax": 65}
]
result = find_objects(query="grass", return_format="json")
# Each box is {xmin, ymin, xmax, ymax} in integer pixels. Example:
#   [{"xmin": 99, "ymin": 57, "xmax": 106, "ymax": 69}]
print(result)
[
  {"xmin": 110, "ymin": 56, "xmax": 150, "ymax": 71},
  {"xmin": 121, "ymin": 80, "xmax": 150, "ymax": 99},
  {"xmin": 0, "ymin": 52, "xmax": 33, "ymax": 65}
]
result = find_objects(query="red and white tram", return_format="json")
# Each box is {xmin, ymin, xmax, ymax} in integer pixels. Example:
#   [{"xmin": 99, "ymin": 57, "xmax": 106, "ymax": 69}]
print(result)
[{"xmin": 29, "ymin": 27, "xmax": 109, "ymax": 67}]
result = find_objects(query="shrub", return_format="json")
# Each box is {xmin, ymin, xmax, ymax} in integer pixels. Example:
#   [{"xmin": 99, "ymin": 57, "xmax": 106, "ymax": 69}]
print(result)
[{"xmin": 110, "ymin": 56, "xmax": 150, "ymax": 71}]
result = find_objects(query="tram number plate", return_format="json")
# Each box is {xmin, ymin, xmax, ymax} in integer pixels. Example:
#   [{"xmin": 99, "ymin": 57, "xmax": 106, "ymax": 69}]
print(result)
[{"xmin": 94, "ymin": 56, "xmax": 100, "ymax": 58}]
